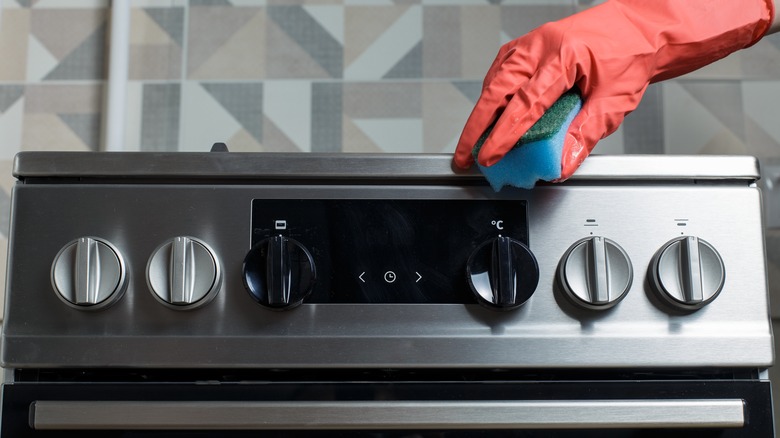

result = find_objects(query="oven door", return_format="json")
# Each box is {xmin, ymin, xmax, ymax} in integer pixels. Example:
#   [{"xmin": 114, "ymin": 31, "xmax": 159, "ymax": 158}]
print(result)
[{"xmin": 1, "ymin": 372, "xmax": 773, "ymax": 437}]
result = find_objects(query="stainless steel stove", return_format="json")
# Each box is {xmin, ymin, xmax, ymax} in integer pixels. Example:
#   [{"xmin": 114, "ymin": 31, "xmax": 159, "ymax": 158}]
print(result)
[{"xmin": 1, "ymin": 152, "xmax": 774, "ymax": 436}]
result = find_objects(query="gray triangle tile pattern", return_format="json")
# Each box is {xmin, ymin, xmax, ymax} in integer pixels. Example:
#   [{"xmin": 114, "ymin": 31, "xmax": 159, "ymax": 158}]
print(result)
[
  {"xmin": 679, "ymin": 81, "xmax": 746, "ymax": 143},
  {"xmin": 145, "ymin": 7, "xmax": 185, "ymax": 47},
  {"xmin": 312, "ymin": 82, "xmax": 343, "ymax": 153},
  {"xmin": 451, "ymin": 81, "xmax": 481, "ymax": 104},
  {"xmin": 3, "ymin": 2, "xmax": 780, "ymax": 159},
  {"xmin": 141, "ymin": 84, "xmax": 181, "ymax": 152},
  {"xmin": 201, "ymin": 83, "xmax": 263, "ymax": 143},
  {"xmin": 58, "ymin": 113, "xmax": 101, "ymax": 151},
  {"xmin": 383, "ymin": 41, "xmax": 422, "ymax": 79},
  {"xmin": 621, "ymin": 84, "xmax": 664, "ymax": 154},
  {"xmin": 44, "ymin": 24, "xmax": 107, "ymax": 81},
  {"xmin": 267, "ymin": 6, "xmax": 343, "ymax": 79},
  {"xmin": 0, "ymin": 86, "xmax": 24, "ymax": 113}
]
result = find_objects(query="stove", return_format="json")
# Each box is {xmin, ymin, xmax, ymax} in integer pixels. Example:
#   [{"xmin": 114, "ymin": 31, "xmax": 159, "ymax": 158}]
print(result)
[{"xmin": 1, "ymin": 152, "xmax": 774, "ymax": 436}]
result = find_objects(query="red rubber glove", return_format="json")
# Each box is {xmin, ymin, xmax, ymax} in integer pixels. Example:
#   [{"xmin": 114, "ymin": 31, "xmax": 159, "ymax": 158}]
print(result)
[{"xmin": 453, "ymin": 0, "xmax": 774, "ymax": 180}]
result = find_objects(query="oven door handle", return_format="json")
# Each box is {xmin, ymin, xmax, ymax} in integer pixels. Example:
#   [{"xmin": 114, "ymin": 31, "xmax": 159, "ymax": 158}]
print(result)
[{"xmin": 30, "ymin": 399, "xmax": 745, "ymax": 430}]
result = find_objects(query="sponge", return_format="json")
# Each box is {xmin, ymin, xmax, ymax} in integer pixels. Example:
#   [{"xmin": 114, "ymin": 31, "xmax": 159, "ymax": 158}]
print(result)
[{"xmin": 472, "ymin": 91, "xmax": 582, "ymax": 191}]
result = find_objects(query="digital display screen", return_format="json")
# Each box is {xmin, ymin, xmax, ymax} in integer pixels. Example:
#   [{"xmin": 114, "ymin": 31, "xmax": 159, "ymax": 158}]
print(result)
[{"xmin": 251, "ymin": 199, "xmax": 528, "ymax": 304}]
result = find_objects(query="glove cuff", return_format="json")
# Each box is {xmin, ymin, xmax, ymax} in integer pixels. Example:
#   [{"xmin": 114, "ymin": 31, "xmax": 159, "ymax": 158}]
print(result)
[{"xmin": 748, "ymin": 0, "xmax": 776, "ymax": 46}]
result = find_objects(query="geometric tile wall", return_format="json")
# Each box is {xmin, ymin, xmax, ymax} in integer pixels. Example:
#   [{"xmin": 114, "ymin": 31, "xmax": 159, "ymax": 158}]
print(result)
[{"xmin": 4, "ymin": 0, "xmax": 780, "ymax": 304}]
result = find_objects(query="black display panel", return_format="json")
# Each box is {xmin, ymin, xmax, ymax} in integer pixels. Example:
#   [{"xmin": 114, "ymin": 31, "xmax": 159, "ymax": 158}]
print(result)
[{"xmin": 250, "ymin": 200, "xmax": 528, "ymax": 304}]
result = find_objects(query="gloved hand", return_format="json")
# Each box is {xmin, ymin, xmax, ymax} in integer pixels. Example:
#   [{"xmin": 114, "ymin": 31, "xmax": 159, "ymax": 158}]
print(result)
[{"xmin": 453, "ymin": 0, "xmax": 774, "ymax": 180}]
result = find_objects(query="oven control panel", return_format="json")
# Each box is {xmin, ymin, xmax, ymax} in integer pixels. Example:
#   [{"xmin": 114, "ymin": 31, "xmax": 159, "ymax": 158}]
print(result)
[
  {"xmin": 245, "ymin": 199, "xmax": 532, "ymax": 309},
  {"xmin": 46, "ymin": 199, "xmax": 726, "ymax": 314},
  {"xmin": 2, "ymin": 155, "xmax": 773, "ymax": 369}
]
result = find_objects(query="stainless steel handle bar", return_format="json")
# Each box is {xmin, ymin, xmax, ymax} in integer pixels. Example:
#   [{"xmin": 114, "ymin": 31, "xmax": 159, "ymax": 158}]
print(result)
[{"xmin": 31, "ymin": 399, "xmax": 745, "ymax": 430}]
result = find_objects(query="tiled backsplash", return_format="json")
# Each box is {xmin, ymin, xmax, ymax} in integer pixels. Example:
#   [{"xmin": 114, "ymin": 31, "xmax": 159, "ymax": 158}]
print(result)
[{"xmin": 3, "ymin": 0, "xmax": 780, "ymax": 309}]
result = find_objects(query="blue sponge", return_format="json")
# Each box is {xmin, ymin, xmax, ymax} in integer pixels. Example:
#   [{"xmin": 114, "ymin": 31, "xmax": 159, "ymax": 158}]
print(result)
[{"xmin": 472, "ymin": 91, "xmax": 582, "ymax": 191}]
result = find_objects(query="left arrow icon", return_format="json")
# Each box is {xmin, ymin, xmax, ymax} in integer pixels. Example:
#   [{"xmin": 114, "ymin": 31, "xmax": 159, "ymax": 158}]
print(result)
[{"xmin": 359, "ymin": 272, "xmax": 366, "ymax": 283}]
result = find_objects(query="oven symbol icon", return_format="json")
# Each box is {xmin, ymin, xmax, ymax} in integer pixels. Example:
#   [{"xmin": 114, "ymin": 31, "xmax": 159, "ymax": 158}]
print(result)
[{"xmin": 274, "ymin": 220, "xmax": 287, "ymax": 230}]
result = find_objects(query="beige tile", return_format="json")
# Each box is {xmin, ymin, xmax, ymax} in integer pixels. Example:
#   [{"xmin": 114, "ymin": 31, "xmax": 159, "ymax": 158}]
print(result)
[
  {"xmin": 130, "ymin": 8, "xmax": 175, "ymax": 45},
  {"xmin": 227, "ymin": 128, "xmax": 263, "ymax": 152},
  {"xmin": 460, "ymin": 6, "xmax": 500, "ymax": 79},
  {"xmin": 265, "ymin": 13, "xmax": 329, "ymax": 79},
  {"xmin": 342, "ymin": 116, "xmax": 381, "ymax": 153},
  {"xmin": 344, "ymin": 5, "xmax": 408, "ymax": 67},
  {"xmin": 344, "ymin": 82, "xmax": 421, "ymax": 118},
  {"xmin": 422, "ymin": 82, "xmax": 472, "ymax": 153},
  {"xmin": 345, "ymin": 6, "xmax": 408, "ymax": 67},
  {"xmin": 698, "ymin": 129, "xmax": 748, "ymax": 155},
  {"xmin": 22, "ymin": 113, "xmax": 92, "ymax": 152},
  {"xmin": 501, "ymin": 5, "xmax": 575, "ymax": 39},
  {"xmin": 0, "ymin": 161, "xmax": 14, "ymax": 195},
  {"xmin": 0, "ymin": 9, "xmax": 30, "ymax": 81},
  {"xmin": 129, "ymin": 45, "xmax": 182, "ymax": 80},
  {"xmin": 30, "ymin": 8, "xmax": 105, "ymax": 60},
  {"xmin": 25, "ymin": 84, "xmax": 102, "ymax": 114},
  {"xmin": 190, "ymin": 11, "xmax": 265, "ymax": 79},
  {"xmin": 187, "ymin": 7, "xmax": 260, "ymax": 78},
  {"xmin": 421, "ymin": 6, "xmax": 459, "ymax": 78},
  {"xmin": 262, "ymin": 115, "xmax": 304, "ymax": 152}
]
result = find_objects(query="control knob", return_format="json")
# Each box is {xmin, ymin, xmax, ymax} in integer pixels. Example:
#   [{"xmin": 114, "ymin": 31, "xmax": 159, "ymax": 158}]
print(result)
[
  {"xmin": 650, "ymin": 236, "xmax": 725, "ymax": 311},
  {"xmin": 243, "ymin": 235, "xmax": 317, "ymax": 310},
  {"xmin": 557, "ymin": 237, "xmax": 633, "ymax": 310},
  {"xmin": 147, "ymin": 236, "xmax": 222, "ymax": 309},
  {"xmin": 50, "ymin": 237, "xmax": 127, "ymax": 310},
  {"xmin": 466, "ymin": 236, "xmax": 539, "ymax": 310}
]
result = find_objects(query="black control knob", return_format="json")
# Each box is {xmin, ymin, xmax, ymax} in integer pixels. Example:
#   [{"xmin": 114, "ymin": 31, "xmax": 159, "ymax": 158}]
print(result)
[
  {"xmin": 466, "ymin": 236, "xmax": 539, "ymax": 310},
  {"xmin": 243, "ymin": 235, "xmax": 316, "ymax": 310},
  {"xmin": 650, "ymin": 236, "xmax": 725, "ymax": 311}
]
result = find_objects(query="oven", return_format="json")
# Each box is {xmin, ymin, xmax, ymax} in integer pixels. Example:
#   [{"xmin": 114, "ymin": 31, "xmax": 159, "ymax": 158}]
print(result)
[{"xmin": 1, "ymin": 152, "xmax": 774, "ymax": 436}]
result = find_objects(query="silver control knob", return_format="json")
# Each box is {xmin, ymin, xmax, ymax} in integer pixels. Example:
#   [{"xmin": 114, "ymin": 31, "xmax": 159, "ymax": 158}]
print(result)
[
  {"xmin": 51, "ymin": 237, "xmax": 127, "ymax": 310},
  {"xmin": 558, "ymin": 236, "xmax": 632, "ymax": 310},
  {"xmin": 650, "ymin": 236, "xmax": 725, "ymax": 311},
  {"xmin": 146, "ymin": 236, "xmax": 222, "ymax": 310}
]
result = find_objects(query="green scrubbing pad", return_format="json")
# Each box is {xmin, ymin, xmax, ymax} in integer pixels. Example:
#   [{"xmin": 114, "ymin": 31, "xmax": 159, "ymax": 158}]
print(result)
[{"xmin": 472, "ymin": 90, "xmax": 582, "ymax": 191}]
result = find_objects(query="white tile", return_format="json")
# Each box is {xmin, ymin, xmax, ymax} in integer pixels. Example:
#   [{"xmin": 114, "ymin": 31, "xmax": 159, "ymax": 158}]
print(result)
[
  {"xmin": 303, "ymin": 5, "xmax": 344, "ymax": 46},
  {"xmin": 0, "ymin": 98, "xmax": 23, "ymax": 160},
  {"xmin": 123, "ymin": 82, "xmax": 144, "ymax": 152},
  {"xmin": 25, "ymin": 35, "xmax": 57, "ymax": 82},
  {"xmin": 264, "ymin": 81, "xmax": 312, "ymax": 152},
  {"xmin": 743, "ymin": 81, "xmax": 780, "ymax": 146},
  {"xmin": 662, "ymin": 82, "xmax": 723, "ymax": 154},
  {"xmin": 179, "ymin": 81, "xmax": 241, "ymax": 152}
]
